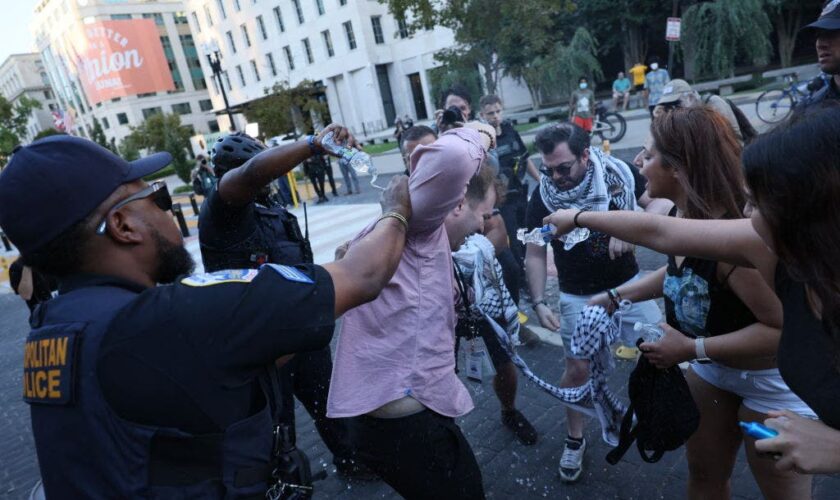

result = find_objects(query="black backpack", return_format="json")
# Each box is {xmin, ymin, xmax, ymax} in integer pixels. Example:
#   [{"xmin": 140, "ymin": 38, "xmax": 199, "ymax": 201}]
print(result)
[{"xmin": 606, "ymin": 340, "xmax": 700, "ymax": 464}]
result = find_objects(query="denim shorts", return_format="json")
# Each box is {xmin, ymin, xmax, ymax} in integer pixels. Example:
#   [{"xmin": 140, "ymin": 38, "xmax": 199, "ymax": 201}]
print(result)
[
  {"xmin": 557, "ymin": 274, "xmax": 663, "ymax": 359},
  {"xmin": 691, "ymin": 361, "xmax": 817, "ymax": 418}
]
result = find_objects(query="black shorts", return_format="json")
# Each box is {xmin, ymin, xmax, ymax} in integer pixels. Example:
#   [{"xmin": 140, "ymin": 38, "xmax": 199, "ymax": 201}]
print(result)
[
  {"xmin": 478, "ymin": 319, "xmax": 513, "ymax": 368},
  {"xmin": 634, "ymin": 83, "xmax": 645, "ymax": 92}
]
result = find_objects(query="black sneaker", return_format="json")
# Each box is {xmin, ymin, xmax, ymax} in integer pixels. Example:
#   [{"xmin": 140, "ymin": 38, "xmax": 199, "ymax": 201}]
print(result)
[
  {"xmin": 335, "ymin": 457, "xmax": 379, "ymax": 481},
  {"xmin": 502, "ymin": 409, "xmax": 538, "ymax": 445}
]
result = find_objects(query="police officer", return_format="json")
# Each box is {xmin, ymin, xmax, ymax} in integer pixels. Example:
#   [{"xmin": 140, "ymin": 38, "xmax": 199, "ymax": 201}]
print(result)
[
  {"xmin": 0, "ymin": 134, "xmax": 410, "ymax": 498},
  {"xmin": 198, "ymin": 128, "xmax": 371, "ymax": 478},
  {"xmin": 799, "ymin": 1, "xmax": 840, "ymax": 110}
]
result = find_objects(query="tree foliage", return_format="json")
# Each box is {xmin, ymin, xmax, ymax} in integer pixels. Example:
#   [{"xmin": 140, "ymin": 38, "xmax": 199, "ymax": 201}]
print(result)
[
  {"xmin": 765, "ymin": 0, "xmax": 823, "ymax": 68},
  {"xmin": 575, "ymin": 0, "xmax": 671, "ymax": 69},
  {"xmin": 33, "ymin": 128, "xmax": 64, "ymax": 141},
  {"xmin": 521, "ymin": 28, "xmax": 603, "ymax": 108},
  {"xmin": 683, "ymin": 0, "xmax": 772, "ymax": 78},
  {"xmin": 0, "ymin": 95, "xmax": 41, "ymax": 166},
  {"xmin": 90, "ymin": 117, "xmax": 110, "ymax": 151},
  {"xmin": 428, "ymin": 51, "xmax": 483, "ymax": 110},
  {"xmin": 124, "ymin": 113, "xmax": 192, "ymax": 182},
  {"xmin": 242, "ymin": 80, "xmax": 329, "ymax": 138}
]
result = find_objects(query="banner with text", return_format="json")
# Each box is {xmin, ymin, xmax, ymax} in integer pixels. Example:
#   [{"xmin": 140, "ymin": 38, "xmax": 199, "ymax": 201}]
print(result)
[{"xmin": 67, "ymin": 19, "xmax": 174, "ymax": 105}]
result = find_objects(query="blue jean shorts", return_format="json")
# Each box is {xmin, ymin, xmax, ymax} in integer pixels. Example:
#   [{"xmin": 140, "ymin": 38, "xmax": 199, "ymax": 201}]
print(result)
[{"xmin": 557, "ymin": 274, "xmax": 662, "ymax": 359}]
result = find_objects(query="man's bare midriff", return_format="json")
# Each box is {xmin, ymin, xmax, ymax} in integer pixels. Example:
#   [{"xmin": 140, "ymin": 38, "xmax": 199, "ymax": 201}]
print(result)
[{"xmin": 367, "ymin": 396, "xmax": 426, "ymax": 419}]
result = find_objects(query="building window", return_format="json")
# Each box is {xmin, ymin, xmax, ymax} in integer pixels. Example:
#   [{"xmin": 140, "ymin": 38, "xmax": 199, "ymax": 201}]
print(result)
[
  {"xmin": 339, "ymin": 0, "xmax": 346, "ymax": 5},
  {"xmin": 256, "ymin": 15, "xmax": 267, "ymax": 40},
  {"xmin": 236, "ymin": 65, "xmax": 246, "ymax": 86},
  {"xmin": 302, "ymin": 38, "xmax": 313, "ymax": 64},
  {"xmin": 315, "ymin": 0, "xmax": 325, "ymax": 15},
  {"xmin": 142, "ymin": 107, "xmax": 163, "ymax": 119},
  {"xmin": 343, "ymin": 21, "xmax": 356, "ymax": 50},
  {"xmin": 190, "ymin": 11, "xmax": 201, "ymax": 32},
  {"xmin": 371, "ymin": 16, "xmax": 384, "ymax": 44},
  {"xmin": 111, "ymin": 14, "xmax": 132, "ymax": 20},
  {"xmin": 267, "ymin": 53, "xmax": 277, "ymax": 76},
  {"xmin": 222, "ymin": 71, "xmax": 232, "ymax": 90},
  {"xmin": 251, "ymin": 60, "xmax": 261, "ymax": 81},
  {"xmin": 204, "ymin": 5, "xmax": 214, "ymax": 26},
  {"xmin": 44, "ymin": 90, "xmax": 53, "ymax": 100},
  {"xmin": 142, "ymin": 13, "xmax": 164, "ymax": 25},
  {"xmin": 199, "ymin": 99, "xmax": 213, "ymax": 111},
  {"xmin": 292, "ymin": 0, "xmax": 304, "ymax": 24},
  {"xmin": 208, "ymin": 120, "xmax": 220, "ymax": 133},
  {"xmin": 397, "ymin": 17, "xmax": 409, "ymax": 39},
  {"xmin": 226, "ymin": 31, "xmax": 237, "ymax": 54},
  {"xmin": 174, "ymin": 11, "xmax": 189, "ymax": 24},
  {"xmin": 233, "ymin": 0, "xmax": 241, "ymax": 11},
  {"xmin": 217, "ymin": 0, "xmax": 227, "ymax": 19},
  {"xmin": 160, "ymin": 36, "xmax": 184, "ymax": 92},
  {"xmin": 241, "ymin": 24, "xmax": 251, "ymax": 47},
  {"xmin": 102, "ymin": 117, "xmax": 110, "ymax": 129},
  {"xmin": 172, "ymin": 102, "xmax": 192, "ymax": 115},
  {"xmin": 210, "ymin": 75, "xmax": 220, "ymax": 94},
  {"xmin": 322, "ymin": 30, "xmax": 334, "ymax": 57},
  {"xmin": 283, "ymin": 46, "xmax": 295, "ymax": 70},
  {"xmin": 273, "ymin": 6, "xmax": 285, "ymax": 32}
]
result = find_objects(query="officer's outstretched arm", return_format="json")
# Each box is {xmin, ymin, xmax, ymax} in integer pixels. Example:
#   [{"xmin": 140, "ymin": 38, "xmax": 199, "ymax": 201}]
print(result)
[
  {"xmin": 220, "ymin": 123, "xmax": 359, "ymax": 206},
  {"xmin": 323, "ymin": 175, "xmax": 411, "ymax": 317}
]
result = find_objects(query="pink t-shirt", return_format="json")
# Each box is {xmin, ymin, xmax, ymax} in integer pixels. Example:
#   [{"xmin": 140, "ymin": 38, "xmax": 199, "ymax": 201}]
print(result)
[{"xmin": 327, "ymin": 128, "xmax": 485, "ymax": 418}]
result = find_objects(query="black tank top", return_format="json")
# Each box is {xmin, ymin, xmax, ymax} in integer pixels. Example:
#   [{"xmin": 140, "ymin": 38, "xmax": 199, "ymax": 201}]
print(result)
[
  {"xmin": 775, "ymin": 263, "xmax": 840, "ymax": 428},
  {"xmin": 663, "ymin": 211, "xmax": 755, "ymax": 337}
]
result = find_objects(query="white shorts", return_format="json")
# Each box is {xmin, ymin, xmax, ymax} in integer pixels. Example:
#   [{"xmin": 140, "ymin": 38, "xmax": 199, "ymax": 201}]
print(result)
[
  {"xmin": 557, "ymin": 274, "xmax": 662, "ymax": 359},
  {"xmin": 691, "ymin": 361, "xmax": 817, "ymax": 418}
]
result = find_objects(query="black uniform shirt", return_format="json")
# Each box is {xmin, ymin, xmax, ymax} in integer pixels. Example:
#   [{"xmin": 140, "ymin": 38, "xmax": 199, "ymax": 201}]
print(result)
[
  {"xmin": 198, "ymin": 187, "xmax": 258, "ymax": 251},
  {"xmin": 95, "ymin": 264, "xmax": 335, "ymax": 434},
  {"xmin": 495, "ymin": 121, "xmax": 528, "ymax": 192}
]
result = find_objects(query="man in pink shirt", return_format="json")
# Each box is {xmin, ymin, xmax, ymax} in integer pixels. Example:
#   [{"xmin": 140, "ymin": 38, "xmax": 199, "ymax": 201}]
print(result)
[{"xmin": 328, "ymin": 127, "xmax": 487, "ymax": 499}]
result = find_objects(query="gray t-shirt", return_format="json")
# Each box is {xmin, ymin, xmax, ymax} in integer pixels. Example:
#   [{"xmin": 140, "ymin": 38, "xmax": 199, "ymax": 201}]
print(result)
[{"xmin": 571, "ymin": 89, "xmax": 595, "ymax": 118}]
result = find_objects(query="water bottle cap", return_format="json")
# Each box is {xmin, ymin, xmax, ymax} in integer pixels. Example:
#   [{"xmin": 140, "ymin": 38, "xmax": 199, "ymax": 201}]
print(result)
[{"xmin": 633, "ymin": 322, "xmax": 644, "ymax": 331}]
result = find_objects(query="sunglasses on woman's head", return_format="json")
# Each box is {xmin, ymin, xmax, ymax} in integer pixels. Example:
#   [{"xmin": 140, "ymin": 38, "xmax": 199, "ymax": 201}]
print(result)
[{"xmin": 96, "ymin": 181, "xmax": 173, "ymax": 235}]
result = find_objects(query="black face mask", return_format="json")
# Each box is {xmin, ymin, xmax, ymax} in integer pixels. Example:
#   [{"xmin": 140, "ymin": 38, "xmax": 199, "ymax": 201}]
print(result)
[{"xmin": 151, "ymin": 228, "xmax": 195, "ymax": 284}]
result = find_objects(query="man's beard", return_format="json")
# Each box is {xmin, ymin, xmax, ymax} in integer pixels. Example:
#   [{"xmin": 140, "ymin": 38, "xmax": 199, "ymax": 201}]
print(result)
[{"xmin": 151, "ymin": 229, "xmax": 195, "ymax": 284}]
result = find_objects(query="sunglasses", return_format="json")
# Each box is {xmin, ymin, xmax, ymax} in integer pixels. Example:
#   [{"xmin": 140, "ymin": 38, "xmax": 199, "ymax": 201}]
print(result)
[
  {"xmin": 539, "ymin": 158, "xmax": 578, "ymax": 177},
  {"xmin": 96, "ymin": 181, "xmax": 173, "ymax": 235}
]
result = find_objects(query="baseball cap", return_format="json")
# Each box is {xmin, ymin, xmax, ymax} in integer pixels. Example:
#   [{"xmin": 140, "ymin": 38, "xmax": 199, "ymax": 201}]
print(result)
[
  {"xmin": 802, "ymin": 0, "xmax": 840, "ymax": 33},
  {"xmin": 657, "ymin": 79, "xmax": 694, "ymax": 105},
  {"xmin": 0, "ymin": 135, "xmax": 171, "ymax": 255}
]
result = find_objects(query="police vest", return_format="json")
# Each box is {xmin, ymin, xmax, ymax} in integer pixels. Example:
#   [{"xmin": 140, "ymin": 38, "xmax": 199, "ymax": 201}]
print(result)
[
  {"xmin": 201, "ymin": 203, "xmax": 313, "ymax": 272},
  {"xmin": 25, "ymin": 283, "xmax": 275, "ymax": 499}
]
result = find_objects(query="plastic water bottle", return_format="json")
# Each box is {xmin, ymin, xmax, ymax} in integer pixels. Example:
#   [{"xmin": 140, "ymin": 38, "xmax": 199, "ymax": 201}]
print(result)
[
  {"xmin": 516, "ymin": 224, "xmax": 590, "ymax": 250},
  {"xmin": 739, "ymin": 421, "xmax": 779, "ymax": 440},
  {"xmin": 516, "ymin": 224, "xmax": 556, "ymax": 245},
  {"xmin": 633, "ymin": 322, "xmax": 664, "ymax": 343},
  {"xmin": 319, "ymin": 131, "xmax": 383, "ymax": 189}
]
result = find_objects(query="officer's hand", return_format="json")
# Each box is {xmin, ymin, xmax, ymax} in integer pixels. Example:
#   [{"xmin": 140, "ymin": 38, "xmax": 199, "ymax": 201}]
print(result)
[
  {"xmin": 315, "ymin": 123, "xmax": 360, "ymax": 152},
  {"xmin": 608, "ymin": 237, "xmax": 635, "ymax": 260},
  {"xmin": 380, "ymin": 175, "xmax": 411, "ymax": 221}
]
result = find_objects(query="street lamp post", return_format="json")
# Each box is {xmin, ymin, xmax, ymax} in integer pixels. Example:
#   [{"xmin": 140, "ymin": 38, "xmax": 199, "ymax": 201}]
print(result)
[{"xmin": 203, "ymin": 42, "xmax": 236, "ymax": 131}]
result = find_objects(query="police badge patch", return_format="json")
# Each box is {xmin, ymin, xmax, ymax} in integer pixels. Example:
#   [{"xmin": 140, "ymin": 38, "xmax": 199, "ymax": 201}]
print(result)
[{"xmin": 181, "ymin": 269, "xmax": 260, "ymax": 287}]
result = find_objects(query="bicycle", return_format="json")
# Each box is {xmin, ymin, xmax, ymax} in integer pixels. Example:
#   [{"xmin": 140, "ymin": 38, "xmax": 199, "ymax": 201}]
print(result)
[
  {"xmin": 591, "ymin": 102, "xmax": 627, "ymax": 142},
  {"xmin": 755, "ymin": 73, "xmax": 814, "ymax": 124}
]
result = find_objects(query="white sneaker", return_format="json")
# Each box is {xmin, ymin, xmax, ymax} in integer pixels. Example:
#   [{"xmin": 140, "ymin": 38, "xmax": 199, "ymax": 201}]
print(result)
[{"xmin": 558, "ymin": 437, "xmax": 586, "ymax": 482}]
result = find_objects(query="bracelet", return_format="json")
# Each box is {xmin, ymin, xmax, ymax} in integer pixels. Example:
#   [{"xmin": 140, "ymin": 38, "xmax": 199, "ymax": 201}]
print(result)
[
  {"xmin": 695, "ymin": 337, "xmax": 712, "ymax": 363},
  {"xmin": 378, "ymin": 211, "xmax": 408, "ymax": 230},
  {"xmin": 573, "ymin": 208, "xmax": 588, "ymax": 228},
  {"xmin": 306, "ymin": 135, "xmax": 321, "ymax": 154},
  {"xmin": 607, "ymin": 288, "xmax": 621, "ymax": 307},
  {"xmin": 532, "ymin": 299, "xmax": 548, "ymax": 311}
]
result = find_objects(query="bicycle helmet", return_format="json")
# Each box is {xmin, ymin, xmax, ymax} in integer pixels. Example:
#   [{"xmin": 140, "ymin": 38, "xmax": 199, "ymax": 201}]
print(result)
[{"xmin": 210, "ymin": 132, "xmax": 267, "ymax": 177}]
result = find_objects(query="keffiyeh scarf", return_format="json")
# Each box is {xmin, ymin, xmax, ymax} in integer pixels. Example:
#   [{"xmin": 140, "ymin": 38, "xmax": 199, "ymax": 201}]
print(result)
[
  {"xmin": 539, "ymin": 146, "xmax": 637, "ymax": 213},
  {"xmin": 453, "ymin": 234, "xmax": 628, "ymax": 446}
]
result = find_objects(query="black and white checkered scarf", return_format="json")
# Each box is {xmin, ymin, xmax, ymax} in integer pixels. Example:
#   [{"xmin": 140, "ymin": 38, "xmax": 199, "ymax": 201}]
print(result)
[
  {"xmin": 453, "ymin": 234, "xmax": 628, "ymax": 446},
  {"xmin": 539, "ymin": 146, "xmax": 636, "ymax": 213}
]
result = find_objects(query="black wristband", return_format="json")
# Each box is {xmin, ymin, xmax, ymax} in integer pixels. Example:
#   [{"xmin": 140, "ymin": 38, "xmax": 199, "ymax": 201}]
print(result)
[{"xmin": 573, "ymin": 209, "xmax": 588, "ymax": 228}]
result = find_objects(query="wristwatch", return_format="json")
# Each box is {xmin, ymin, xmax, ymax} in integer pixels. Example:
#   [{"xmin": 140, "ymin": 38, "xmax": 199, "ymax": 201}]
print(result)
[
  {"xmin": 695, "ymin": 337, "xmax": 712, "ymax": 364},
  {"xmin": 532, "ymin": 299, "xmax": 548, "ymax": 312}
]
